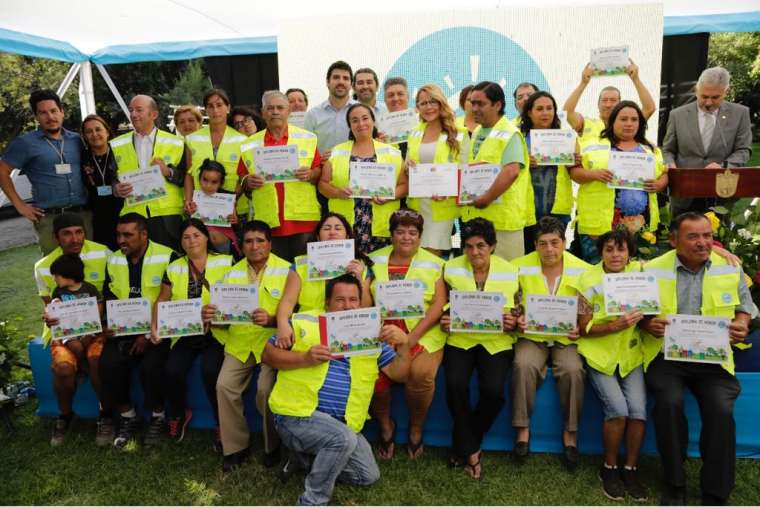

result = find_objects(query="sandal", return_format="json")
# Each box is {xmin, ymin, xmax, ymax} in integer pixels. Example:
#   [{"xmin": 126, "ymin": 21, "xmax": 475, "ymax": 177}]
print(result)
[
  {"xmin": 377, "ymin": 420, "xmax": 396, "ymax": 460},
  {"xmin": 464, "ymin": 450, "xmax": 483, "ymax": 481},
  {"xmin": 407, "ymin": 436, "xmax": 424, "ymax": 460}
]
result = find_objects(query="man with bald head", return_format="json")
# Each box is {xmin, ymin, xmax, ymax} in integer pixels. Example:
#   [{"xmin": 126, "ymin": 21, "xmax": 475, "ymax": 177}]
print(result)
[{"xmin": 111, "ymin": 95, "xmax": 188, "ymax": 251}]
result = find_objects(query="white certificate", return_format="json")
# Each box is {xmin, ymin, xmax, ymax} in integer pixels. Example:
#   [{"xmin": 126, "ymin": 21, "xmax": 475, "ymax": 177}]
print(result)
[
  {"xmin": 156, "ymin": 298, "xmax": 204, "ymax": 339},
  {"xmin": 320, "ymin": 307, "xmax": 382, "ymax": 357},
  {"xmin": 557, "ymin": 111, "xmax": 568, "ymax": 129},
  {"xmin": 450, "ymin": 291, "xmax": 504, "ymax": 334},
  {"xmin": 121, "ymin": 166, "xmax": 167, "ymax": 207},
  {"xmin": 254, "ymin": 145, "xmax": 300, "ymax": 183},
  {"xmin": 349, "ymin": 162, "xmax": 397, "ymax": 198},
  {"xmin": 530, "ymin": 129, "xmax": 576, "ymax": 166},
  {"xmin": 376, "ymin": 280, "xmax": 425, "ymax": 320},
  {"xmin": 49, "ymin": 296, "xmax": 102, "ymax": 341},
  {"xmin": 377, "ymin": 109, "xmax": 418, "ymax": 144},
  {"xmin": 106, "ymin": 297, "xmax": 151, "ymax": 336},
  {"xmin": 408, "ymin": 163, "xmax": 458, "ymax": 198},
  {"xmin": 289, "ymin": 111, "xmax": 306, "ymax": 128},
  {"xmin": 458, "ymin": 164, "xmax": 501, "ymax": 205},
  {"xmin": 192, "ymin": 191, "xmax": 235, "ymax": 228},
  {"xmin": 525, "ymin": 295, "xmax": 578, "ymax": 336},
  {"xmin": 306, "ymin": 239, "xmax": 355, "ymax": 281},
  {"xmin": 590, "ymin": 45, "xmax": 630, "ymax": 76},
  {"xmin": 664, "ymin": 315, "xmax": 731, "ymax": 365},
  {"xmin": 603, "ymin": 273, "xmax": 661, "ymax": 315},
  {"xmin": 211, "ymin": 284, "xmax": 259, "ymax": 324},
  {"xmin": 607, "ymin": 151, "xmax": 656, "ymax": 190}
]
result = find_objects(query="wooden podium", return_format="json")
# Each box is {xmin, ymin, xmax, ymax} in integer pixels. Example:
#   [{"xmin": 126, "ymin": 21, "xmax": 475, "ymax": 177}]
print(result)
[{"xmin": 668, "ymin": 167, "xmax": 760, "ymax": 198}]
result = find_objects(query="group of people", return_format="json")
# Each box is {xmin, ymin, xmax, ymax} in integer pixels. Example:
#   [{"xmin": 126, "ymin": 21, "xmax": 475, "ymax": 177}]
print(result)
[{"xmin": 0, "ymin": 56, "xmax": 755, "ymax": 506}]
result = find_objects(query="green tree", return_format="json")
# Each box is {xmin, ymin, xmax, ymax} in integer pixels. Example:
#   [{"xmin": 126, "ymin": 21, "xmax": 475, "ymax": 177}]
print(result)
[
  {"xmin": 161, "ymin": 59, "xmax": 211, "ymax": 107},
  {"xmin": 708, "ymin": 32, "xmax": 760, "ymax": 120}
]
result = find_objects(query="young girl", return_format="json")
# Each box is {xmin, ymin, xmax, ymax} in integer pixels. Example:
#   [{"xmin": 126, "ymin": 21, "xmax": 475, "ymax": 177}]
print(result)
[{"xmin": 186, "ymin": 159, "xmax": 240, "ymax": 256}]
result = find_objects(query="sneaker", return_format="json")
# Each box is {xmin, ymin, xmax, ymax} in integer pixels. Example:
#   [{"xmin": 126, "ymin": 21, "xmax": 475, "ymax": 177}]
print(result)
[
  {"xmin": 561, "ymin": 445, "xmax": 580, "ymax": 472},
  {"xmin": 168, "ymin": 409, "xmax": 193, "ymax": 442},
  {"xmin": 114, "ymin": 415, "xmax": 140, "ymax": 449},
  {"xmin": 95, "ymin": 417, "xmax": 115, "ymax": 447},
  {"xmin": 621, "ymin": 467, "xmax": 648, "ymax": 502},
  {"xmin": 144, "ymin": 416, "xmax": 165, "ymax": 448},
  {"xmin": 598, "ymin": 465, "xmax": 625, "ymax": 501},
  {"xmin": 213, "ymin": 427, "xmax": 223, "ymax": 454},
  {"xmin": 278, "ymin": 451, "xmax": 303, "ymax": 483},
  {"xmin": 50, "ymin": 415, "xmax": 71, "ymax": 446}
]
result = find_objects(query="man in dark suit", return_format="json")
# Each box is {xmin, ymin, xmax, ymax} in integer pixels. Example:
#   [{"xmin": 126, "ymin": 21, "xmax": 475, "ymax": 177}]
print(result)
[{"xmin": 662, "ymin": 66, "xmax": 752, "ymax": 216}]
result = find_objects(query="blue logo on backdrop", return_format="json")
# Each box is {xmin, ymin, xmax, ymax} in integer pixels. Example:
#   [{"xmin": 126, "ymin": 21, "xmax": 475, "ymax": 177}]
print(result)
[{"xmin": 385, "ymin": 27, "xmax": 550, "ymax": 118}]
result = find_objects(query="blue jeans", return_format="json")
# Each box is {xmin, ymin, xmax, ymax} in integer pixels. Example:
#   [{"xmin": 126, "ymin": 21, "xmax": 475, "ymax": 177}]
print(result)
[
  {"xmin": 273, "ymin": 411, "xmax": 380, "ymax": 506},
  {"xmin": 588, "ymin": 365, "xmax": 647, "ymax": 421}
]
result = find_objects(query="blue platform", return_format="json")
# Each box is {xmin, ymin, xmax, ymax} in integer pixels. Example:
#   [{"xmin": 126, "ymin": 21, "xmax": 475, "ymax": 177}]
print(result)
[{"xmin": 29, "ymin": 337, "xmax": 760, "ymax": 458}]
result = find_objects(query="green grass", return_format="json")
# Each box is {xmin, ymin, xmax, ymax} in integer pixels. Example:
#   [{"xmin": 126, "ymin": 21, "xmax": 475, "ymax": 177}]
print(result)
[{"xmin": 750, "ymin": 142, "xmax": 760, "ymax": 167}]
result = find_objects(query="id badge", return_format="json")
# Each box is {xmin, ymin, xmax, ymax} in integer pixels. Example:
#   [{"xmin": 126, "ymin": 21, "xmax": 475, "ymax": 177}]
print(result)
[
  {"xmin": 55, "ymin": 163, "xmax": 72, "ymax": 175},
  {"xmin": 97, "ymin": 185, "xmax": 113, "ymax": 197}
]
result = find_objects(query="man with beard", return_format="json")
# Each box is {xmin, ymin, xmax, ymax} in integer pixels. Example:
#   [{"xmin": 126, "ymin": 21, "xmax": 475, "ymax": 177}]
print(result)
[{"xmin": 304, "ymin": 61, "xmax": 356, "ymax": 161}]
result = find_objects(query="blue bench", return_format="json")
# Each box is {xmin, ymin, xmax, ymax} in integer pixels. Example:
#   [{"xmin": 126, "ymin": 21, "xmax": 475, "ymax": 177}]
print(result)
[{"xmin": 28, "ymin": 337, "xmax": 760, "ymax": 458}]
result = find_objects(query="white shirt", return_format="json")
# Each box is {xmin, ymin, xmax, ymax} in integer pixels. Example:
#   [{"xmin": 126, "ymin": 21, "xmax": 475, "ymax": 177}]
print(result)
[
  {"xmin": 697, "ymin": 108, "xmax": 718, "ymax": 149},
  {"xmin": 134, "ymin": 127, "xmax": 157, "ymax": 169}
]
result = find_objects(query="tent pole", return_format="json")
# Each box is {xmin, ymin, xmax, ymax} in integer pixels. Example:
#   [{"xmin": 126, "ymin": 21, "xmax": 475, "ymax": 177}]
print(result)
[
  {"xmin": 78, "ymin": 61, "xmax": 97, "ymax": 119},
  {"xmin": 95, "ymin": 63, "xmax": 131, "ymax": 127},
  {"xmin": 56, "ymin": 63, "xmax": 81, "ymax": 98}
]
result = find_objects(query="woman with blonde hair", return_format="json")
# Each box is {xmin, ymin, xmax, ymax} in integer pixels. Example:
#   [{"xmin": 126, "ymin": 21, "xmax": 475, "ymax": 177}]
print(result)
[
  {"xmin": 405, "ymin": 84, "xmax": 469, "ymax": 255},
  {"xmin": 173, "ymin": 105, "xmax": 202, "ymax": 137}
]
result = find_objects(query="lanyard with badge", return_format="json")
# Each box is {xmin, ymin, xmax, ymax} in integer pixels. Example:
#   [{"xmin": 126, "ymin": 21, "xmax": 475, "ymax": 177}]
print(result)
[
  {"xmin": 91, "ymin": 148, "xmax": 113, "ymax": 196},
  {"xmin": 45, "ymin": 135, "xmax": 72, "ymax": 175}
]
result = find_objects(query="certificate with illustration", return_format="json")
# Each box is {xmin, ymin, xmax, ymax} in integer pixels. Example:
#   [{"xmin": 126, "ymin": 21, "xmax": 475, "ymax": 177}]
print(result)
[
  {"xmin": 49, "ymin": 296, "xmax": 102, "ymax": 341},
  {"xmin": 603, "ymin": 273, "xmax": 660, "ymax": 315},
  {"xmin": 349, "ymin": 162, "xmax": 396, "ymax": 198},
  {"xmin": 450, "ymin": 291, "xmax": 504, "ymax": 334},
  {"xmin": 664, "ymin": 315, "xmax": 731, "ymax": 365},
  {"xmin": 307, "ymin": 239, "xmax": 355, "ymax": 281},
  {"xmin": 319, "ymin": 307, "xmax": 382, "ymax": 357},
  {"xmin": 377, "ymin": 109, "xmax": 418, "ymax": 144},
  {"xmin": 607, "ymin": 151, "xmax": 655, "ymax": 190},
  {"xmin": 106, "ymin": 297, "xmax": 151, "ymax": 336},
  {"xmin": 458, "ymin": 164, "xmax": 501, "ymax": 205},
  {"xmin": 289, "ymin": 111, "xmax": 306, "ymax": 128},
  {"xmin": 211, "ymin": 284, "xmax": 259, "ymax": 324},
  {"xmin": 156, "ymin": 299, "xmax": 204, "ymax": 339},
  {"xmin": 254, "ymin": 145, "xmax": 300, "ymax": 183},
  {"xmin": 192, "ymin": 191, "xmax": 235, "ymax": 227},
  {"xmin": 408, "ymin": 163, "xmax": 458, "ymax": 198},
  {"xmin": 590, "ymin": 46, "xmax": 629, "ymax": 76},
  {"xmin": 524, "ymin": 295, "xmax": 578, "ymax": 336},
  {"xmin": 530, "ymin": 129, "xmax": 576, "ymax": 166},
  {"xmin": 121, "ymin": 166, "xmax": 167, "ymax": 207},
  {"xmin": 375, "ymin": 280, "xmax": 425, "ymax": 320}
]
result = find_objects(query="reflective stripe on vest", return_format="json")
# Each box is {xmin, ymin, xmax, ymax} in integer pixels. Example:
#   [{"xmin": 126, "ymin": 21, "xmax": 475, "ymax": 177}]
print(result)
[
  {"xmin": 106, "ymin": 241, "xmax": 173, "ymax": 302},
  {"xmin": 186, "ymin": 126, "xmax": 245, "ymax": 193},
  {"xmin": 268, "ymin": 310, "xmax": 380, "ymax": 432}
]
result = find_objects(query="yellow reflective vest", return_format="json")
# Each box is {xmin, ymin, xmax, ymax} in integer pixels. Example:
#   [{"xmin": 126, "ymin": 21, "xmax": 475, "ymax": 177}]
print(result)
[
  {"xmin": 110, "ymin": 129, "xmax": 185, "ymax": 217},
  {"xmin": 444, "ymin": 254, "xmax": 519, "ymax": 354},
  {"xmin": 578, "ymin": 117, "xmax": 606, "ymax": 149},
  {"xmin": 268, "ymin": 310, "xmax": 380, "ymax": 432},
  {"xmin": 369, "ymin": 245, "xmax": 446, "ymax": 352},
  {"xmin": 525, "ymin": 127, "xmax": 574, "ymax": 215},
  {"xmin": 328, "ymin": 140, "xmax": 403, "ymax": 238},
  {"xmin": 106, "ymin": 240, "xmax": 173, "ymax": 303}
]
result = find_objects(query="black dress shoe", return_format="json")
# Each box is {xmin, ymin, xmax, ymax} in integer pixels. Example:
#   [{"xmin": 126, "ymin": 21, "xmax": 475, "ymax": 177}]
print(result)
[
  {"xmin": 513, "ymin": 441, "xmax": 529, "ymax": 464},
  {"xmin": 561, "ymin": 445, "xmax": 579, "ymax": 472},
  {"xmin": 262, "ymin": 446, "xmax": 281, "ymax": 468},
  {"xmin": 661, "ymin": 486, "xmax": 686, "ymax": 506},
  {"xmin": 701, "ymin": 493, "xmax": 726, "ymax": 506}
]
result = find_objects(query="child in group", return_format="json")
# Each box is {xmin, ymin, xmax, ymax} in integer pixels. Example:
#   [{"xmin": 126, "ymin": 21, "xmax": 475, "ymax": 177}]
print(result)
[{"xmin": 185, "ymin": 159, "xmax": 241, "ymax": 256}]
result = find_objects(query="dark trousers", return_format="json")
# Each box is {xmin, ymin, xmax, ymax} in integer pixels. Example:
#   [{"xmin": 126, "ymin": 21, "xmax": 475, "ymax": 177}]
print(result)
[
  {"xmin": 645, "ymin": 354, "xmax": 740, "ymax": 503},
  {"xmin": 146, "ymin": 214, "xmax": 183, "ymax": 253},
  {"xmin": 444, "ymin": 344, "xmax": 513, "ymax": 458},
  {"xmin": 165, "ymin": 334, "xmax": 224, "ymax": 422},
  {"xmin": 99, "ymin": 338, "xmax": 169, "ymax": 414},
  {"xmin": 271, "ymin": 232, "xmax": 310, "ymax": 263}
]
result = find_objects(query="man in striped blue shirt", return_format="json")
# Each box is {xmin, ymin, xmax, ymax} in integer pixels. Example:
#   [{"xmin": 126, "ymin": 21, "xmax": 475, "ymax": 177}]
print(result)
[{"xmin": 263, "ymin": 274, "xmax": 411, "ymax": 506}]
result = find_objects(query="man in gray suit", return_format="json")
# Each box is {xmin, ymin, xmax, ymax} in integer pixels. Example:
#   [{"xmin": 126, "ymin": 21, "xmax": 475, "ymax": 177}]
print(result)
[{"xmin": 662, "ymin": 66, "xmax": 752, "ymax": 216}]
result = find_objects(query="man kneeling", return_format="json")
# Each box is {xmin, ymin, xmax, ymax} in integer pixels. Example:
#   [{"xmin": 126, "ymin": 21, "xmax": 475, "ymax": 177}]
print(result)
[{"xmin": 263, "ymin": 274, "xmax": 411, "ymax": 506}]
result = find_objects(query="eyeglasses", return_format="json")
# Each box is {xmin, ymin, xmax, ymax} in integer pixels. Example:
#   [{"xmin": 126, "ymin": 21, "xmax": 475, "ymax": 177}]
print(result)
[
  {"xmin": 417, "ymin": 100, "xmax": 439, "ymax": 108},
  {"xmin": 233, "ymin": 117, "xmax": 254, "ymax": 129}
]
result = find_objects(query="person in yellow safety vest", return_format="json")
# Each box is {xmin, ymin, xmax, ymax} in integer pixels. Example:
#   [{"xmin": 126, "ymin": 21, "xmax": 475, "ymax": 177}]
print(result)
[
  {"xmin": 512, "ymin": 216, "xmax": 590, "ymax": 470},
  {"xmin": 149, "ymin": 218, "xmax": 232, "ymax": 449},
  {"xmin": 183, "ymin": 88, "xmax": 249, "ymax": 222},
  {"xmin": 240, "ymin": 90, "xmax": 323, "ymax": 263},
  {"xmin": 111, "ymin": 95, "xmax": 188, "ymax": 252},
  {"xmin": 319, "ymin": 103, "xmax": 408, "ymax": 255},
  {"xmin": 406, "ymin": 83, "xmax": 468, "ymax": 256},
  {"xmin": 511, "ymin": 82, "xmax": 538, "ymax": 129},
  {"xmin": 570, "ymin": 101, "xmax": 668, "ymax": 264},
  {"xmin": 36, "ymin": 213, "xmax": 111, "ymax": 447},
  {"xmin": 638, "ymin": 212, "xmax": 756, "ymax": 506},
  {"xmin": 263, "ymin": 274, "xmax": 412, "ymax": 506},
  {"xmin": 439, "ymin": 218, "xmax": 520, "ymax": 480},
  {"xmin": 575, "ymin": 228, "xmax": 648, "ymax": 502},
  {"xmin": 99, "ymin": 213, "xmax": 177, "ymax": 450},
  {"xmin": 466, "ymin": 80, "xmax": 534, "ymax": 261},
  {"xmin": 173, "ymin": 105, "xmax": 202, "ymax": 138},
  {"xmin": 202, "ymin": 220, "xmax": 290, "ymax": 473},
  {"xmin": 518, "ymin": 91, "xmax": 576, "ymax": 252},
  {"xmin": 563, "ymin": 59, "xmax": 656, "ymax": 149},
  {"xmin": 366, "ymin": 209, "xmax": 447, "ymax": 461}
]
